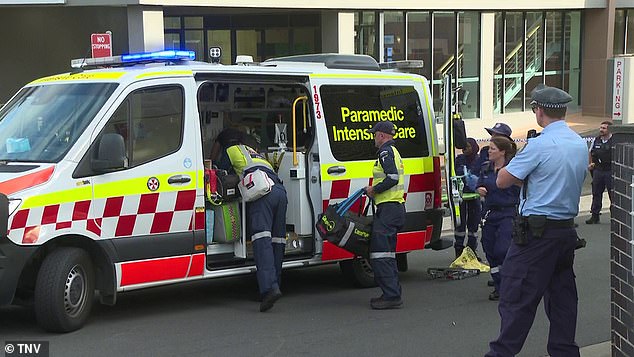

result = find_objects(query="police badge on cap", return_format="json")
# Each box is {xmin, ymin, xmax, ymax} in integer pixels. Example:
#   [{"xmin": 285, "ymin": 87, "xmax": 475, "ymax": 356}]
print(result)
[{"xmin": 530, "ymin": 84, "xmax": 573, "ymax": 109}]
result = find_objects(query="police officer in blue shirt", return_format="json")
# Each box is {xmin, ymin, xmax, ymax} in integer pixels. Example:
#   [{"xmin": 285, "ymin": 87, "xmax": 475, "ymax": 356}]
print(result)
[{"xmin": 485, "ymin": 85, "xmax": 587, "ymax": 357}]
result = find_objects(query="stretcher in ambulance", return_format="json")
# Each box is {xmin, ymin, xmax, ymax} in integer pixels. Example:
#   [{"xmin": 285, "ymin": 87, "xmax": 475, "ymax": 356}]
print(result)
[{"xmin": 0, "ymin": 49, "xmax": 449, "ymax": 332}]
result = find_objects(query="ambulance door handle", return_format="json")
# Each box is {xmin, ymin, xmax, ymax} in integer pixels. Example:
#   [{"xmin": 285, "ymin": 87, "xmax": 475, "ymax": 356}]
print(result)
[
  {"xmin": 168, "ymin": 175, "xmax": 191, "ymax": 184},
  {"xmin": 327, "ymin": 166, "xmax": 346, "ymax": 175}
]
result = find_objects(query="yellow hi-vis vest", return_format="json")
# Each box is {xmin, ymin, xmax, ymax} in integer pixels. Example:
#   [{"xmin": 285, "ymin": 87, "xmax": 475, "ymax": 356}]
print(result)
[
  {"xmin": 373, "ymin": 146, "xmax": 405, "ymax": 205},
  {"xmin": 226, "ymin": 144, "xmax": 273, "ymax": 176}
]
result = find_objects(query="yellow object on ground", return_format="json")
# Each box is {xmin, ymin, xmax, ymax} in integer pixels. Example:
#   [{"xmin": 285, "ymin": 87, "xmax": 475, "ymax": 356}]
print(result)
[{"xmin": 450, "ymin": 247, "xmax": 490, "ymax": 272}]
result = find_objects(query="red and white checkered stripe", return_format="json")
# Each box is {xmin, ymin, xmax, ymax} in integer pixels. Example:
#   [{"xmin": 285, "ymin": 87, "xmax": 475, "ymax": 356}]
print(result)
[
  {"xmin": 321, "ymin": 173, "xmax": 435, "ymax": 214},
  {"xmin": 9, "ymin": 189, "xmax": 201, "ymax": 244}
]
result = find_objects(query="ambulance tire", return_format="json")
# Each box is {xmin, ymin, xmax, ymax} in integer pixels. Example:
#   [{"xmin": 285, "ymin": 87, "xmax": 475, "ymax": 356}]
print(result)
[
  {"xmin": 396, "ymin": 253, "xmax": 409, "ymax": 272},
  {"xmin": 34, "ymin": 247, "xmax": 95, "ymax": 333},
  {"xmin": 340, "ymin": 258, "xmax": 377, "ymax": 288}
]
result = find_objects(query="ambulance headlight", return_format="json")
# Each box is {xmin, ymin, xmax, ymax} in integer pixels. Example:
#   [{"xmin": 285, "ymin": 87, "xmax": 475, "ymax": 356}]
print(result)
[
  {"xmin": 8, "ymin": 199, "xmax": 21, "ymax": 216},
  {"xmin": 209, "ymin": 46, "xmax": 222, "ymax": 64}
]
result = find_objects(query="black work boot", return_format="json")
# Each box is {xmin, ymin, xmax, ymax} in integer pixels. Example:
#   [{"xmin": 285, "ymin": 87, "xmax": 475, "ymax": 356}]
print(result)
[
  {"xmin": 260, "ymin": 287, "xmax": 282, "ymax": 312},
  {"xmin": 370, "ymin": 297, "xmax": 403, "ymax": 310},
  {"xmin": 585, "ymin": 214, "xmax": 600, "ymax": 224},
  {"xmin": 488, "ymin": 290, "xmax": 500, "ymax": 301}
]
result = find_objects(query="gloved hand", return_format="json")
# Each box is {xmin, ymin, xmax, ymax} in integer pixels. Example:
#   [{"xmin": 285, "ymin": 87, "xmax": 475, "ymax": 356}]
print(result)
[{"xmin": 463, "ymin": 166, "xmax": 479, "ymax": 191}]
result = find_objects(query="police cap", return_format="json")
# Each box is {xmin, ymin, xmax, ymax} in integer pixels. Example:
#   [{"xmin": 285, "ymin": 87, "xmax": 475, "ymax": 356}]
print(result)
[
  {"xmin": 368, "ymin": 121, "xmax": 396, "ymax": 135},
  {"xmin": 485, "ymin": 122, "xmax": 512, "ymax": 139},
  {"xmin": 530, "ymin": 84, "xmax": 572, "ymax": 109}
]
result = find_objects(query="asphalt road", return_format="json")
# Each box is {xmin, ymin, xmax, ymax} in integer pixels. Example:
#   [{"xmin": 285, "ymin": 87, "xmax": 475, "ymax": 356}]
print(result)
[{"xmin": 0, "ymin": 210, "xmax": 611, "ymax": 357}]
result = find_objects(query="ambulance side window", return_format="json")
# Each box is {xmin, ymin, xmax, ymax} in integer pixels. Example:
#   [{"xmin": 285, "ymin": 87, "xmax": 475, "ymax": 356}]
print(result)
[
  {"xmin": 76, "ymin": 85, "xmax": 184, "ymax": 176},
  {"xmin": 320, "ymin": 85, "xmax": 428, "ymax": 161}
]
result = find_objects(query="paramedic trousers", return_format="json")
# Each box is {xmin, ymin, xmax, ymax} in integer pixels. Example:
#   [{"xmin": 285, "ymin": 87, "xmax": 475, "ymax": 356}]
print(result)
[
  {"xmin": 370, "ymin": 202, "xmax": 406, "ymax": 300},
  {"xmin": 454, "ymin": 198, "xmax": 481, "ymax": 253},
  {"xmin": 590, "ymin": 169, "xmax": 613, "ymax": 215},
  {"xmin": 248, "ymin": 181, "xmax": 288, "ymax": 296},
  {"xmin": 480, "ymin": 209, "xmax": 514, "ymax": 292},
  {"xmin": 486, "ymin": 226, "xmax": 579, "ymax": 357}
]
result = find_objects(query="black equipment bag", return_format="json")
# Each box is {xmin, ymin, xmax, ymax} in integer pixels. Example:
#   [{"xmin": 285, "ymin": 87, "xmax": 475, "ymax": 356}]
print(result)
[
  {"xmin": 453, "ymin": 117, "xmax": 467, "ymax": 149},
  {"xmin": 217, "ymin": 171, "xmax": 240, "ymax": 201},
  {"xmin": 315, "ymin": 192, "xmax": 373, "ymax": 258}
]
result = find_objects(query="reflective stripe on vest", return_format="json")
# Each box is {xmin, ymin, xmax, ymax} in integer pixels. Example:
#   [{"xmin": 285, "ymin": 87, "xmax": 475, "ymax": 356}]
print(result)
[
  {"xmin": 373, "ymin": 146, "xmax": 405, "ymax": 205},
  {"xmin": 231, "ymin": 144, "xmax": 273, "ymax": 175}
]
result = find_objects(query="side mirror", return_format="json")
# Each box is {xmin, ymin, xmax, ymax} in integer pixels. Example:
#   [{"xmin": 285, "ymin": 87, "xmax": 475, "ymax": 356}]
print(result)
[{"xmin": 91, "ymin": 133, "xmax": 126, "ymax": 172}]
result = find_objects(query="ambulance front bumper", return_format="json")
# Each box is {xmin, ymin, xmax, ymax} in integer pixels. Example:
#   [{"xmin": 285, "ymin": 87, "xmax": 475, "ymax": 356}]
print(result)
[
  {"xmin": 0, "ymin": 235, "xmax": 36, "ymax": 306},
  {"xmin": 0, "ymin": 193, "xmax": 37, "ymax": 306}
]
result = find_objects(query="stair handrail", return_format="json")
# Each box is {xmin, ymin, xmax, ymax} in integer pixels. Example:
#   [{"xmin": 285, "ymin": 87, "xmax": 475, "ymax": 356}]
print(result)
[{"xmin": 494, "ymin": 22, "xmax": 542, "ymax": 75}]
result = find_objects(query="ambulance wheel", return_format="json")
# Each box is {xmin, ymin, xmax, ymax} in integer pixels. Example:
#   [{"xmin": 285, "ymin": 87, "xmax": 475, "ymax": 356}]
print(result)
[
  {"xmin": 396, "ymin": 253, "xmax": 408, "ymax": 272},
  {"xmin": 34, "ymin": 247, "xmax": 95, "ymax": 332},
  {"xmin": 340, "ymin": 258, "xmax": 376, "ymax": 288}
]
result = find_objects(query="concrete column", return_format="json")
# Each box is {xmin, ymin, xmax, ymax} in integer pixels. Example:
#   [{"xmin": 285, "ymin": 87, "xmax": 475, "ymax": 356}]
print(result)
[
  {"xmin": 480, "ymin": 12, "xmax": 495, "ymax": 121},
  {"xmin": 321, "ymin": 11, "xmax": 355, "ymax": 54},
  {"xmin": 127, "ymin": 6, "xmax": 164, "ymax": 53},
  {"xmin": 581, "ymin": 0, "xmax": 616, "ymax": 116}
]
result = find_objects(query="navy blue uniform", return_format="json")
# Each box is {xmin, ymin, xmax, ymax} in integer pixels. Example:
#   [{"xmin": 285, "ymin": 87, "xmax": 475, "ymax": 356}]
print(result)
[
  {"xmin": 454, "ymin": 153, "xmax": 482, "ymax": 255},
  {"xmin": 486, "ymin": 114, "xmax": 587, "ymax": 356},
  {"xmin": 370, "ymin": 141, "xmax": 405, "ymax": 301},
  {"xmin": 477, "ymin": 161, "xmax": 519, "ymax": 293},
  {"xmin": 589, "ymin": 136, "xmax": 613, "ymax": 216},
  {"xmin": 247, "ymin": 167, "xmax": 288, "ymax": 296}
]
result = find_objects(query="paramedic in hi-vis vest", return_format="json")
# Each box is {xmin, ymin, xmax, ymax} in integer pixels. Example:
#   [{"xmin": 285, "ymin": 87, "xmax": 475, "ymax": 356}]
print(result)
[
  {"xmin": 364, "ymin": 121, "xmax": 406, "ymax": 310},
  {"xmin": 213, "ymin": 128, "xmax": 288, "ymax": 312}
]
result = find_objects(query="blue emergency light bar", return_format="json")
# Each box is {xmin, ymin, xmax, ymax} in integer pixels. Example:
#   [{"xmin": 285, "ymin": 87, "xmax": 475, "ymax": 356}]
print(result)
[
  {"xmin": 121, "ymin": 50, "xmax": 196, "ymax": 62},
  {"xmin": 70, "ymin": 50, "xmax": 195, "ymax": 69}
]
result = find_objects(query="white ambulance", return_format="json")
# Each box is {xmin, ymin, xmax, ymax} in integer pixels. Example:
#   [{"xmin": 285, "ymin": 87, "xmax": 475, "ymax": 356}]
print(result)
[{"xmin": 0, "ymin": 50, "xmax": 448, "ymax": 332}]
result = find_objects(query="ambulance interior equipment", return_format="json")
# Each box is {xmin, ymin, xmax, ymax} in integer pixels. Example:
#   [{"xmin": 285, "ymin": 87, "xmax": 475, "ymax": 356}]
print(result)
[{"xmin": 198, "ymin": 79, "xmax": 315, "ymax": 263}]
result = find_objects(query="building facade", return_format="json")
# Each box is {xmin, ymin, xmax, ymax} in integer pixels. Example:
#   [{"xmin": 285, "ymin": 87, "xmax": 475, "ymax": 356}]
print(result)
[{"xmin": 1, "ymin": 0, "xmax": 633, "ymax": 123}]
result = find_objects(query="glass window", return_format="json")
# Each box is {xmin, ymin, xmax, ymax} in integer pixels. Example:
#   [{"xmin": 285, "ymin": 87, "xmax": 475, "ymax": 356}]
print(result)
[
  {"xmin": 185, "ymin": 30, "xmax": 204, "ymax": 62},
  {"xmin": 545, "ymin": 12, "xmax": 563, "ymax": 89},
  {"xmin": 432, "ymin": 12, "xmax": 456, "ymax": 116},
  {"xmin": 237, "ymin": 30, "xmax": 261, "ymax": 62},
  {"xmin": 164, "ymin": 33, "xmax": 181, "ymax": 51},
  {"xmin": 264, "ymin": 28, "xmax": 290, "ymax": 59},
  {"xmin": 0, "ymin": 83, "xmax": 118, "ymax": 163},
  {"xmin": 626, "ymin": 10, "xmax": 634, "ymax": 54},
  {"xmin": 355, "ymin": 12, "xmax": 378, "ymax": 59},
  {"xmin": 525, "ymin": 12, "xmax": 544, "ymax": 108},
  {"xmin": 320, "ymin": 85, "xmax": 428, "ymax": 161},
  {"xmin": 384, "ymin": 12, "xmax": 405, "ymax": 62},
  {"xmin": 292, "ymin": 27, "xmax": 317, "ymax": 55},
  {"xmin": 184, "ymin": 17, "xmax": 203, "ymax": 29},
  {"xmin": 407, "ymin": 12, "xmax": 432, "ymax": 80},
  {"xmin": 564, "ymin": 11, "xmax": 582, "ymax": 108},
  {"xmin": 614, "ymin": 10, "xmax": 626, "ymax": 55},
  {"xmin": 99, "ymin": 86, "xmax": 184, "ymax": 167},
  {"xmin": 504, "ymin": 12, "xmax": 524, "ymax": 112},
  {"xmin": 494, "ymin": 13, "xmax": 504, "ymax": 112},
  {"xmin": 164, "ymin": 17, "xmax": 181, "ymax": 30},
  {"xmin": 457, "ymin": 11, "xmax": 480, "ymax": 119}
]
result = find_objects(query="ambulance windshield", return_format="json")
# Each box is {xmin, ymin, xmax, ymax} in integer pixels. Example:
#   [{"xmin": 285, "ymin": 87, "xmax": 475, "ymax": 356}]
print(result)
[{"xmin": 0, "ymin": 82, "xmax": 118, "ymax": 163}]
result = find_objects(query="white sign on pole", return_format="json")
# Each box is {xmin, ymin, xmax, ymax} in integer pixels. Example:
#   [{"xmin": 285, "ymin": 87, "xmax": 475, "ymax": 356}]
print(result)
[{"xmin": 613, "ymin": 58, "xmax": 624, "ymax": 121}]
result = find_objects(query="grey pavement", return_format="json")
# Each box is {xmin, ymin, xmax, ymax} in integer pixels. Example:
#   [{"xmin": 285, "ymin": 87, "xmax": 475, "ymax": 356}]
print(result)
[{"xmin": 444, "ymin": 192, "xmax": 612, "ymax": 357}]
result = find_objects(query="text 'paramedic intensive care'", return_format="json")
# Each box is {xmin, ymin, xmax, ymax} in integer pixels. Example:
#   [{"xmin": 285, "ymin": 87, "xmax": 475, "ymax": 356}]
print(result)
[{"xmin": 332, "ymin": 106, "xmax": 417, "ymax": 141}]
